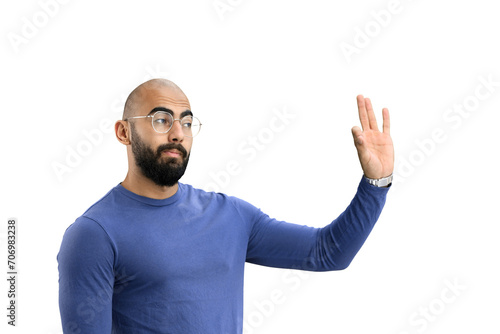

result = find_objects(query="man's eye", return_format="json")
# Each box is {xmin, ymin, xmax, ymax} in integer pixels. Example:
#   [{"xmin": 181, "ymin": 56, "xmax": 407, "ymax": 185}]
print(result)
[
  {"xmin": 155, "ymin": 118, "xmax": 167, "ymax": 124},
  {"xmin": 182, "ymin": 116, "xmax": 193, "ymax": 128}
]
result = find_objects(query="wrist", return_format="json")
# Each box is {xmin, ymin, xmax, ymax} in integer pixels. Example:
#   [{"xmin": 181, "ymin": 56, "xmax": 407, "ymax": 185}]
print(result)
[{"xmin": 363, "ymin": 174, "xmax": 393, "ymax": 187}]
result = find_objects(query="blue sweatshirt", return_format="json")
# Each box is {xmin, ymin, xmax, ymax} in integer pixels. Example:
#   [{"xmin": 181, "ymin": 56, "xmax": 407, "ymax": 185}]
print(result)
[{"xmin": 58, "ymin": 177, "xmax": 389, "ymax": 333}]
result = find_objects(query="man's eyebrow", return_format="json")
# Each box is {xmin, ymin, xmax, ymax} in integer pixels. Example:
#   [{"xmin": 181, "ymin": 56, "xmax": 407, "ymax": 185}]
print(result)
[
  {"xmin": 180, "ymin": 110, "xmax": 193, "ymax": 118},
  {"xmin": 148, "ymin": 107, "xmax": 173, "ymax": 116},
  {"xmin": 148, "ymin": 107, "xmax": 193, "ymax": 118}
]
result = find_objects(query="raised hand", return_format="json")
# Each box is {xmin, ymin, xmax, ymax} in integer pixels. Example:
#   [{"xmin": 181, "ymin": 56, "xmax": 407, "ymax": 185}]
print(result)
[{"xmin": 351, "ymin": 95, "xmax": 394, "ymax": 179}]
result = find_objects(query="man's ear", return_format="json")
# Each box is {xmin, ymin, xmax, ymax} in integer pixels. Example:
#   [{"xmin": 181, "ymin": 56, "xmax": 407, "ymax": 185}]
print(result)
[{"xmin": 115, "ymin": 120, "xmax": 131, "ymax": 145}]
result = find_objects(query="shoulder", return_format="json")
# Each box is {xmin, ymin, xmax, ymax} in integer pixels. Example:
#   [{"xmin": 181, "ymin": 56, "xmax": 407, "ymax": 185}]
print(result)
[
  {"xmin": 180, "ymin": 182, "xmax": 231, "ymax": 206},
  {"xmin": 181, "ymin": 183, "xmax": 262, "ymax": 218},
  {"xmin": 58, "ymin": 215, "xmax": 116, "ymax": 268},
  {"xmin": 71, "ymin": 184, "xmax": 133, "ymax": 234},
  {"xmin": 62, "ymin": 186, "xmax": 122, "ymax": 248},
  {"xmin": 62, "ymin": 215, "xmax": 113, "ymax": 247},
  {"xmin": 80, "ymin": 186, "xmax": 120, "ymax": 219}
]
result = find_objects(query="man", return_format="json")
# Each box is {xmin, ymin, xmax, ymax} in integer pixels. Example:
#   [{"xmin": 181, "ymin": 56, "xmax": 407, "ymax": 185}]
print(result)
[{"xmin": 58, "ymin": 78, "xmax": 394, "ymax": 333}]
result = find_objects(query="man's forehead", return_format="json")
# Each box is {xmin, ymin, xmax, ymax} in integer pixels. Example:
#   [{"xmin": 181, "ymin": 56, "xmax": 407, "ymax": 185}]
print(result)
[{"xmin": 139, "ymin": 86, "xmax": 191, "ymax": 112}]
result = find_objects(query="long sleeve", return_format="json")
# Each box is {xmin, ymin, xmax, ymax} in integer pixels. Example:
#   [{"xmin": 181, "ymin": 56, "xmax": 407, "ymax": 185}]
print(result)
[
  {"xmin": 245, "ymin": 177, "xmax": 389, "ymax": 271},
  {"xmin": 57, "ymin": 216, "xmax": 115, "ymax": 333}
]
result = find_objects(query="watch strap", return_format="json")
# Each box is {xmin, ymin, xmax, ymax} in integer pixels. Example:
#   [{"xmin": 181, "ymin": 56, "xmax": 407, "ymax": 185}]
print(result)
[{"xmin": 364, "ymin": 174, "xmax": 393, "ymax": 187}]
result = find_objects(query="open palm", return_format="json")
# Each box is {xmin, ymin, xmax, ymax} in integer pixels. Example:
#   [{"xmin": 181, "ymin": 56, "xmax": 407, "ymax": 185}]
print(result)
[{"xmin": 351, "ymin": 95, "xmax": 394, "ymax": 179}]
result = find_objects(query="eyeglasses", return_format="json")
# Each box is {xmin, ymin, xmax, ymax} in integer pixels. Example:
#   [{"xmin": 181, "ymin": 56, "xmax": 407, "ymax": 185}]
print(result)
[{"xmin": 126, "ymin": 111, "xmax": 202, "ymax": 137}]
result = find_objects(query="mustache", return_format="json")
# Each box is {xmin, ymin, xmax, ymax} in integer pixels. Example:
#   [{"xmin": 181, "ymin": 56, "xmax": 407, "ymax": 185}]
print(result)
[{"xmin": 156, "ymin": 143, "xmax": 188, "ymax": 158}]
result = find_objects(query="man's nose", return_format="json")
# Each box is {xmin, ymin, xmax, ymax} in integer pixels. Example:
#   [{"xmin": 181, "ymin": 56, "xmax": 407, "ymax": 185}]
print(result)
[{"xmin": 168, "ymin": 119, "xmax": 185, "ymax": 142}]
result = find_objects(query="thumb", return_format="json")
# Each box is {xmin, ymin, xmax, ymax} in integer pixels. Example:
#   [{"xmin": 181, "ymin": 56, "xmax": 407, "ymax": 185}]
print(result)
[
  {"xmin": 351, "ymin": 126, "xmax": 371, "ymax": 167},
  {"xmin": 351, "ymin": 126, "xmax": 364, "ymax": 146}
]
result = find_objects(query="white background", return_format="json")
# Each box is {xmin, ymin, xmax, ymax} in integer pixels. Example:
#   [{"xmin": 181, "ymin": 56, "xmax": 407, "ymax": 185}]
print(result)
[{"xmin": 1, "ymin": 0, "xmax": 499, "ymax": 333}]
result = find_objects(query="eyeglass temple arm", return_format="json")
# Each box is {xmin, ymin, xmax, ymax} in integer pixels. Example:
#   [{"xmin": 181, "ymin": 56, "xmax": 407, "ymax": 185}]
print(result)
[{"xmin": 125, "ymin": 115, "xmax": 151, "ymax": 121}]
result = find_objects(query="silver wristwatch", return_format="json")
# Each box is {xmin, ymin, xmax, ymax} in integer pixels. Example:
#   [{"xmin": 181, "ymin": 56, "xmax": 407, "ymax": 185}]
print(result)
[{"xmin": 364, "ymin": 174, "xmax": 393, "ymax": 187}]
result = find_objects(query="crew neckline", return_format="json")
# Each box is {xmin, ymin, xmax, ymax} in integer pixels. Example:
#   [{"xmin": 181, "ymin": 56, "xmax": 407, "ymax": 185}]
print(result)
[{"xmin": 115, "ymin": 182, "xmax": 185, "ymax": 206}]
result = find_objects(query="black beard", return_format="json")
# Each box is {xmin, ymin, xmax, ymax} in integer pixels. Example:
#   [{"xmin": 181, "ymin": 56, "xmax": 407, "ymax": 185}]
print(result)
[{"xmin": 130, "ymin": 125, "xmax": 190, "ymax": 187}]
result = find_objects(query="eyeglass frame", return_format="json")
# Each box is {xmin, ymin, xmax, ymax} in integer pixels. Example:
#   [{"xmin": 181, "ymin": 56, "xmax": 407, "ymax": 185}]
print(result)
[{"xmin": 125, "ymin": 107, "xmax": 202, "ymax": 137}]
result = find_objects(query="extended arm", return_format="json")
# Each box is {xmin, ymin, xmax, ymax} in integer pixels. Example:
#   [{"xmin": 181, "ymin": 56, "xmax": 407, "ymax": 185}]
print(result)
[
  {"xmin": 245, "ymin": 177, "xmax": 389, "ymax": 271},
  {"xmin": 246, "ymin": 95, "xmax": 393, "ymax": 270}
]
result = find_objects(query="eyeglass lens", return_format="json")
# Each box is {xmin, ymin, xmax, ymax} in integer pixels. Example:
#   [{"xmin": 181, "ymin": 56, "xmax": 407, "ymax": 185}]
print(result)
[{"xmin": 152, "ymin": 112, "xmax": 201, "ymax": 137}]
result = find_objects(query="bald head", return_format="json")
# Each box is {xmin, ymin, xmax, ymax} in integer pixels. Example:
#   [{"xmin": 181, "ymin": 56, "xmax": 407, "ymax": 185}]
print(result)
[{"xmin": 123, "ymin": 79, "xmax": 188, "ymax": 120}]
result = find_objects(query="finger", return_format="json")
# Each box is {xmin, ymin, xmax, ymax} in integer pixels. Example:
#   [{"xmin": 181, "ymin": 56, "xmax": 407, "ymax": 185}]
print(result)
[
  {"xmin": 382, "ymin": 108, "xmax": 390, "ymax": 135},
  {"xmin": 364, "ymin": 97, "xmax": 379, "ymax": 131},
  {"xmin": 356, "ymin": 95, "xmax": 369, "ymax": 131},
  {"xmin": 351, "ymin": 126, "xmax": 363, "ymax": 146},
  {"xmin": 352, "ymin": 126, "xmax": 370, "ymax": 165}
]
